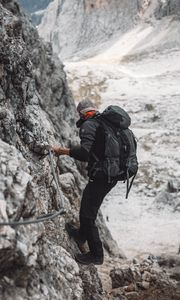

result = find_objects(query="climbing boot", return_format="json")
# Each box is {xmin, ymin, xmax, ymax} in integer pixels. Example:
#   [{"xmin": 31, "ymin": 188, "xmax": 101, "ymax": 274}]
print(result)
[
  {"xmin": 65, "ymin": 223, "xmax": 87, "ymax": 253},
  {"xmin": 75, "ymin": 252, "xmax": 103, "ymax": 265}
]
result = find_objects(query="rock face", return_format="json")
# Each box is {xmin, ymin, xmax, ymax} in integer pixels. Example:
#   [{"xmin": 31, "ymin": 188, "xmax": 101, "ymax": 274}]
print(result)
[
  {"xmin": 0, "ymin": 1, "xmax": 121, "ymax": 299},
  {"xmin": 155, "ymin": 0, "xmax": 180, "ymax": 18},
  {"xmin": 38, "ymin": 0, "xmax": 180, "ymax": 60},
  {"xmin": 109, "ymin": 256, "xmax": 178, "ymax": 300},
  {"xmin": 38, "ymin": 0, "xmax": 141, "ymax": 60}
]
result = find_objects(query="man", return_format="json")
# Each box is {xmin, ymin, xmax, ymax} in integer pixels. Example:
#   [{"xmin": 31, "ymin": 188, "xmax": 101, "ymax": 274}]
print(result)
[{"xmin": 52, "ymin": 99, "xmax": 118, "ymax": 265}]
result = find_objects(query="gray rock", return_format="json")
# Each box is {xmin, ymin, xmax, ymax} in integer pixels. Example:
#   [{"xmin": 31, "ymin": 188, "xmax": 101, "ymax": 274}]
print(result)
[
  {"xmin": 125, "ymin": 292, "xmax": 139, "ymax": 300},
  {"xmin": 167, "ymin": 180, "xmax": 180, "ymax": 193},
  {"xmin": 137, "ymin": 280, "xmax": 150, "ymax": 290},
  {"xmin": 0, "ymin": 1, "xmax": 104, "ymax": 299},
  {"xmin": 169, "ymin": 267, "xmax": 180, "ymax": 281},
  {"xmin": 157, "ymin": 254, "xmax": 180, "ymax": 268},
  {"xmin": 110, "ymin": 267, "xmax": 135, "ymax": 288},
  {"xmin": 153, "ymin": 180, "xmax": 180, "ymax": 211},
  {"xmin": 155, "ymin": 0, "xmax": 180, "ymax": 19},
  {"xmin": 79, "ymin": 264, "xmax": 103, "ymax": 300},
  {"xmin": 110, "ymin": 258, "xmax": 178, "ymax": 299},
  {"xmin": 38, "ymin": 0, "xmax": 180, "ymax": 61},
  {"xmin": 38, "ymin": 0, "xmax": 142, "ymax": 60},
  {"xmin": 141, "ymin": 271, "xmax": 151, "ymax": 282}
]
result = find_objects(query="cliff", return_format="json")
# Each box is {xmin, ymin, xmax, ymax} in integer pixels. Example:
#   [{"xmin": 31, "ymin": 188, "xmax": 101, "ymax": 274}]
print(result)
[
  {"xmin": 38, "ymin": 0, "xmax": 180, "ymax": 60},
  {"xmin": 0, "ymin": 1, "xmax": 119, "ymax": 299},
  {"xmin": 38, "ymin": 0, "xmax": 141, "ymax": 60}
]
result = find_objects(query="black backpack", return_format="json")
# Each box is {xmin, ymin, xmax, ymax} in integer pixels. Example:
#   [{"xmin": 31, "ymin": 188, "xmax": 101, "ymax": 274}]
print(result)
[{"xmin": 93, "ymin": 105, "xmax": 138, "ymax": 198}]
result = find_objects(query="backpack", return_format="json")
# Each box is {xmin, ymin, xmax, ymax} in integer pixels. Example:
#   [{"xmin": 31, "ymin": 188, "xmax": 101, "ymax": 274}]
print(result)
[{"xmin": 91, "ymin": 105, "xmax": 138, "ymax": 198}]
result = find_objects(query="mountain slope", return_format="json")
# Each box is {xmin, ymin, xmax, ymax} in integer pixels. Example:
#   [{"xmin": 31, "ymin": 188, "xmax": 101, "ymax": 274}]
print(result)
[
  {"xmin": 38, "ymin": 0, "xmax": 142, "ymax": 60},
  {"xmin": 38, "ymin": 0, "xmax": 180, "ymax": 60}
]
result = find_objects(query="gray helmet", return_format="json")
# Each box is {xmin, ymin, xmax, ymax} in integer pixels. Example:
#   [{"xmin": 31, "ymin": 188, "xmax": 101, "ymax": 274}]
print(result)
[{"xmin": 77, "ymin": 98, "xmax": 97, "ymax": 114}]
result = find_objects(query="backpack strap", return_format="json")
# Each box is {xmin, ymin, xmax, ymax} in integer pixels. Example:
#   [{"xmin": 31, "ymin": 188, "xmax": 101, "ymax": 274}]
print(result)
[
  {"xmin": 126, "ymin": 171, "xmax": 137, "ymax": 199},
  {"xmin": 89, "ymin": 116, "xmax": 105, "ymax": 162}
]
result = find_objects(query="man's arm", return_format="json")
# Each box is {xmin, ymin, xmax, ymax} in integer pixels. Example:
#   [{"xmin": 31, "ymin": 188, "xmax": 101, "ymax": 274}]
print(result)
[
  {"xmin": 51, "ymin": 145, "xmax": 89, "ymax": 162},
  {"xmin": 51, "ymin": 119, "xmax": 98, "ymax": 162},
  {"xmin": 69, "ymin": 145, "xmax": 89, "ymax": 161},
  {"xmin": 51, "ymin": 147, "xmax": 70, "ymax": 156}
]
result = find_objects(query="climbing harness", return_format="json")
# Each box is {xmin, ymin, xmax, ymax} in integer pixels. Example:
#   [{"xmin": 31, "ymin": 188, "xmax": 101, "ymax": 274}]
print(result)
[{"xmin": 0, "ymin": 150, "xmax": 66, "ymax": 227}]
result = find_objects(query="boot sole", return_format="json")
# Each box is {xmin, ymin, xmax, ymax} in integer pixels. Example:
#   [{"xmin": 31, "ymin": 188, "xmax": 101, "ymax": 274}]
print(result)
[{"xmin": 75, "ymin": 257, "xmax": 103, "ymax": 265}]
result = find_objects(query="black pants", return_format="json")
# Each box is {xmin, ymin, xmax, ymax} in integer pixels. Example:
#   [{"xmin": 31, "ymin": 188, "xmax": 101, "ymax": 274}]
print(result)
[{"xmin": 79, "ymin": 178, "xmax": 117, "ymax": 258}]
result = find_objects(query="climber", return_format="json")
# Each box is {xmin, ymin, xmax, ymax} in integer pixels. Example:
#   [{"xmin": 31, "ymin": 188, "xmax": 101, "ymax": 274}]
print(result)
[{"xmin": 51, "ymin": 99, "xmax": 118, "ymax": 265}]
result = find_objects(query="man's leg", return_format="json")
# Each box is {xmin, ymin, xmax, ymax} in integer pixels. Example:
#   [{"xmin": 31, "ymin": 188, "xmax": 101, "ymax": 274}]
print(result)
[{"xmin": 77, "ymin": 178, "xmax": 117, "ymax": 264}]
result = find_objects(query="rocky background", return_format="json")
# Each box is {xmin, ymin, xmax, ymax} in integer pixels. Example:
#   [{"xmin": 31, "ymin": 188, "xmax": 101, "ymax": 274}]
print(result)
[
  {"xmin": 38, "ymin": 0, "xmax": 143, "ymax": 60},
  {"xmin": 0, "ymin": 1, "xmax": 119, "ymax": 299},
  {"xmin": 37, "ymin": 0, "xmax": 180, "ymax": 60},
  {"xmin": 0, "ymin": 0, "xmax": 180, "ymax": 299}
]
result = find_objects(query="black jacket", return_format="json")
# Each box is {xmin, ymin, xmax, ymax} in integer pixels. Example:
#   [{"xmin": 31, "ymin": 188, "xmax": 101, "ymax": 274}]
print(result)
[{"xmin": 70, "ymin": 115, "xmax": 105, "ymax": 176}]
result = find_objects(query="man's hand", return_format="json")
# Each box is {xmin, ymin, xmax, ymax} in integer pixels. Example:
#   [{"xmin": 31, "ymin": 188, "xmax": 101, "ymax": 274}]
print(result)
[{"xmin": 51, "ymin": 146, "xmax": 70, "ymax": 156}]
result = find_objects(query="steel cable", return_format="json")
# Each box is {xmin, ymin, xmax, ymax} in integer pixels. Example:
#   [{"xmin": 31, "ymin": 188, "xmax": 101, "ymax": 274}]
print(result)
[{"xmin": 0, "ymin": 151, "xmax": 66, "ymax": 226}]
